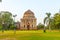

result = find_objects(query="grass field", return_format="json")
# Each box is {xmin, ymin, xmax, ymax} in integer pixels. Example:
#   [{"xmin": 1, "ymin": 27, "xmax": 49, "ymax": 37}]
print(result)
[{"xmin": 0, "ymin": 30, "xmax": 60, "ymax": 40}]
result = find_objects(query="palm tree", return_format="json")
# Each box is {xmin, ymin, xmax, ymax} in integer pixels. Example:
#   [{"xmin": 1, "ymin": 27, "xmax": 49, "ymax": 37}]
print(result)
[
  {"xmin": 44, "ymin": 13, "xmax": 51, "ymax": 30},
  {"xmin": 13, "ymin": 14, "xmax": 17, "ymax": 34}
]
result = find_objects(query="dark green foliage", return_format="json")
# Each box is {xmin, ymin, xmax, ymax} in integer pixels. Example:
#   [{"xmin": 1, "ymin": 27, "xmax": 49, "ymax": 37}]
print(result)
[
  {"xmin": 0, "ymin": 11, "xmax": 14, "ymax": 30},
  {"xmin": 37, "ymin": 23, "xmax": 44, "ymax": 29},
  {"xmin": 52, "ymin": 13, "xmax": 60, "ymax": 29},
  {"xmin": 46, "ymin": 13, "xmax": 60, "ymax": 30}
]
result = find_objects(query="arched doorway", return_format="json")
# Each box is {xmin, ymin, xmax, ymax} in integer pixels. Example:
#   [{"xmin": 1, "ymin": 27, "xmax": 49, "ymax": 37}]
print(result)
[{"xmin": 27, "ymin": 25, "xmax": 30, "ymax": 30}]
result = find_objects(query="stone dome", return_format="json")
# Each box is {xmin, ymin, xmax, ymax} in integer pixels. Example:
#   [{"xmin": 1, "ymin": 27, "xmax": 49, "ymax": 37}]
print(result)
[{"xmin": 23, "ymin": 10, "xmax": 35, "ymax": 18}]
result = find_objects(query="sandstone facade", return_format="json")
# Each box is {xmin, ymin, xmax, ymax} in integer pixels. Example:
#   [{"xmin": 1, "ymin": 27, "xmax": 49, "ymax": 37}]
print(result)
[{"xmin": 20, "ymin": 10, "xmax": 37, "ymax": 30}]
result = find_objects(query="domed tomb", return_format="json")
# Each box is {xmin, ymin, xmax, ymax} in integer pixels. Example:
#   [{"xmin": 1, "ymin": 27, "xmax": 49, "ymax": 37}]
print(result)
[
  {"xmin": 23, "ymin": 10, "xmax": 35, "ymax": 18},
  {"xmin": 20, "ymin": 10, "xmax": 37, "ymax": 30}
]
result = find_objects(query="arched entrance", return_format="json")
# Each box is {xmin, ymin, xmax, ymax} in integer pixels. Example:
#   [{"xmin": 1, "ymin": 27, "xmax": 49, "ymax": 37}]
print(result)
[{"xmin": 27, "ymin": 25, "xmax": 30, "ymax": 30}]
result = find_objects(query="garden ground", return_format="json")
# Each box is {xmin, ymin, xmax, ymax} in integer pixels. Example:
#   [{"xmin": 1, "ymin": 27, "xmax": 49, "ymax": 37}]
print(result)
[{"xmin": 0, "ymin": 30, "xmax": 60, "ymax": 40}]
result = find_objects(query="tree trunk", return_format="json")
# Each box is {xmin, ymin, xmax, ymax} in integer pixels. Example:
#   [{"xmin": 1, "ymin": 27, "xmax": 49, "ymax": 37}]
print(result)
[
  {"xmin": 49, "ymin": 25, "xmax": 51, "ymax": 32},
  {"xmin": 44, "ymin": 26, "xmax": 46, "ymax": 33}
]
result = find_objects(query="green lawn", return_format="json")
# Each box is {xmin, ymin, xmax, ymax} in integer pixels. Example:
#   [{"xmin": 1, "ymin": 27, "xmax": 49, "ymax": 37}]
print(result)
[{"xmin": 0, "ymin": 30, "xmax": 60, "ymax": 40}]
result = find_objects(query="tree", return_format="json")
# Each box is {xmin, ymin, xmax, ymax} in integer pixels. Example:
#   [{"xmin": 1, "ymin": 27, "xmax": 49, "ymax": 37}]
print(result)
[
  {"xmin": 53, "ymin": 13, "xmax": 60, "ymax": 29},
  {"xmin": 44, "ymin": 13, "xmax": 51, "ymax": 30},
  {"xmin": 37, "ymin": 23, "xmax": 44, "ymax": 29},
  {"xmin": 0, "ymin": 12, "xmax": 2, "ymax": 30},
  {"xmin": 0, "ymin": 11, "xmax": 14, "ymax": 30},
  {"xmin": 48, "ymin": 17, "xmax": 55, "ymax": 30}
]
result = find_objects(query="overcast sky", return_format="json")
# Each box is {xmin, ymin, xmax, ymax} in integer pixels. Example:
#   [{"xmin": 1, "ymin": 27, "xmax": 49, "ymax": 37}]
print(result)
[{"xmin": 0, "ymin": 0, "xmax": 60, "ymax": 24}]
